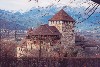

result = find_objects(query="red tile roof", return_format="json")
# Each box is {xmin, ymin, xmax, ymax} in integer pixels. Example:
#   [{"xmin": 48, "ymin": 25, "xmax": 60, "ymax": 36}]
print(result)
[
  {"xmin": 28, "ymin": 24, "xmax": 61, "ymax": 36},
  {"xmin": 49, "ymin": 9, "xmax": 75, "ymax": 22}
]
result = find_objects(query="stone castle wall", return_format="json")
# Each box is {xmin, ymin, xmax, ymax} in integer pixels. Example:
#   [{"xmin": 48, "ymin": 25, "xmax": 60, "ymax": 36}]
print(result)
[{"xmin": 49, "ymin": 21, "xmax": 75, "ymax": 53}]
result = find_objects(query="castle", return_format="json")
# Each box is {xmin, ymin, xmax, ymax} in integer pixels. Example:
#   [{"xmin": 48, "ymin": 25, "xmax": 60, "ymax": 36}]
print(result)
[{"xmin": 17, "ymin": 9, "xmax": 76, "ymax": 58}]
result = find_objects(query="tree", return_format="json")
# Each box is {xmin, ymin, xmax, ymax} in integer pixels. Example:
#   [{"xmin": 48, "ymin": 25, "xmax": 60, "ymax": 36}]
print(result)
[{"xmin": 0, "ymin": 40, "xmax": 17, "ymax": 58}]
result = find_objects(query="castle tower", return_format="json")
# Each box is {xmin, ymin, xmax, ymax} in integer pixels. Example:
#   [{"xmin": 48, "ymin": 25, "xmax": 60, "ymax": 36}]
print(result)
[{"xmin": 49, "ymin": 9, "xmax": 75, "ymax": 50}]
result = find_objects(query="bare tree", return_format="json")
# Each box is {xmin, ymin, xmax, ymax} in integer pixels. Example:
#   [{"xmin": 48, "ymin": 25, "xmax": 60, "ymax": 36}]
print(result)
[{"xmin": 0, "ymin": 40, "xmax": 17, "ymax": 58}]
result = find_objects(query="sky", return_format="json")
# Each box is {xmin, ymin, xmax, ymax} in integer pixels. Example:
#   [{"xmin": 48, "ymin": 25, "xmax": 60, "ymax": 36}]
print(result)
[{"xmin": 0, "ymin": 0, "xmax": 95, "ymax": 13}]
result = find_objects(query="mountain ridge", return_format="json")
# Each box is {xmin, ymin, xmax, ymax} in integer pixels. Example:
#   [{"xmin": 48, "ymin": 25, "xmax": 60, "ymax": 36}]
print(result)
[{"xmin": 0, "ymin": 6, "xmax": 100, "ymax": 31}]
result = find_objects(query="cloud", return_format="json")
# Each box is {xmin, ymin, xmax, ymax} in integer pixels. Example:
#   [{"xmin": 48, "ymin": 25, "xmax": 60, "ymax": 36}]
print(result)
[
  {"xmin": 0, "ymin": 0, "xmax": 35, "ymax": 12},
  {"xmin": 0, "ymin": 0, "xmax": 98, "ymax": 13}
]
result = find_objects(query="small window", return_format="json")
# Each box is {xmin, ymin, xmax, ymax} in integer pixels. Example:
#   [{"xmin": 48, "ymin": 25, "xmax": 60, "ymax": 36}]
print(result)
[
  {"xmin": 72, "ymin": 30, "xmax": 74, "ymax": 32},
  {"xmin": 21, "ymin": 48, "xmax": 22, "ymax": 51},
  {"xmin": 50, "ymin": 42, "xmax": 53, "ymax": 46},
  {"xmin": 34, "ymin": 41, "xmax": 36, "ymax": 44}
]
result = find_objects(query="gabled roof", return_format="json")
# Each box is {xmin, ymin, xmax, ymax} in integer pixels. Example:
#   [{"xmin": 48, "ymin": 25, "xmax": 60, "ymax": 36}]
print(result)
[
  {"xmin": 49, "ymin": 9, "xmax": 75, "ymax": 22},
  {"xmin": 28, "ymin": 24, "xmax": 61, "ymax": 36}
]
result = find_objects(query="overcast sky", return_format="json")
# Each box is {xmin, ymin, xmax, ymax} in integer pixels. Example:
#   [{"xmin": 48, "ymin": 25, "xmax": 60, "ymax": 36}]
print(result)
[{"xmin": 0, "ymin": 0, "xmax": 95, "ymax": 13}]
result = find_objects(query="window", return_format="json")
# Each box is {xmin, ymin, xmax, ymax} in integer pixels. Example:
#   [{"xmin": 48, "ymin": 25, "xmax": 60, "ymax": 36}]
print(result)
[
  {"xmin": 72, "ymin": 30, "xmax": 74, "ymax": 32},
  {"xmin": 34, "ymin": 41, "xmax": 36, "ymax": 44}
]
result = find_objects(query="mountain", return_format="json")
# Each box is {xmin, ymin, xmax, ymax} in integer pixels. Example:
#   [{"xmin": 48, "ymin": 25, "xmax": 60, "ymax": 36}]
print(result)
[
  {"xmin": 0, "ymin": 5, "xmax": 100, "ymax": 31},
  {"xmin": 0, "ymin": 19, "xmax": 26, "ymax": 30}
]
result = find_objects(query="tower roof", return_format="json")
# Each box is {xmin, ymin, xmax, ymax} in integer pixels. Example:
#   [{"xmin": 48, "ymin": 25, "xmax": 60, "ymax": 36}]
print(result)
[{"xmin": 49, "ymin": 9, "xmax": 75, "ymax": 22}]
